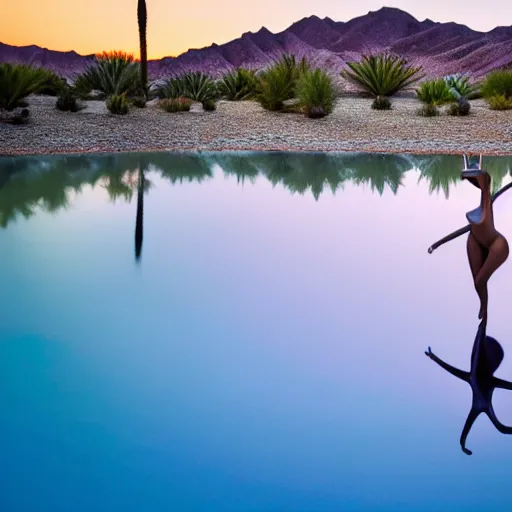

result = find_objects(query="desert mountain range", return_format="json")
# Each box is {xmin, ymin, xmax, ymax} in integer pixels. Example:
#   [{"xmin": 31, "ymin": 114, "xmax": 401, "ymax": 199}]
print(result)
[{"xmin": 1, "ymin": 7, "xmax": 511, "ymax": 79}]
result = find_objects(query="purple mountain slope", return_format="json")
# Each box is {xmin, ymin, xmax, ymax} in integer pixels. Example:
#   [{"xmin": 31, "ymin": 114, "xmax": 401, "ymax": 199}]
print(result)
[{"xmin": 1, "ymin": 7, "xmax": 511, "ymax": 79}]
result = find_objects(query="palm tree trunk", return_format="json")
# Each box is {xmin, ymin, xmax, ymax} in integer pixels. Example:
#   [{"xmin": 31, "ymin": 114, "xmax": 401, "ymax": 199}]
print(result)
[
  {"xmin": 137, "ymin": 0, "xmax": 148, "ymax": 96},
  {"xmin": 135, "ymin": 168, "xmax": 144, "ymax": 261}
]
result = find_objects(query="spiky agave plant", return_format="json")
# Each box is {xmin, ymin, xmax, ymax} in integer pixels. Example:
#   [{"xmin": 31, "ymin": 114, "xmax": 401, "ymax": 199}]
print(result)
[
  {"xmin": 137, "ymin": 0, "xmax": 148, "ymax": 97},
  {"xmin": 341, "ymin": 53, "xmax": 424, "ymax": 97},
  {"xmin": 73, "ymin": 51, "xmax": 139, "ymax": 97},
  {"xmin": 217, "ymin": 68, "xmax": 257, "ymax": 100},
  {"xmin": 444, "ymin": 73, "xmax": 478, "ymax": 99},
  {"xmin": 181, "ymin": 71, "xmax": 218, "ymax": 102},
  {"xmin": 295, "ymin": 68, "xmax": 335, "ymax": 118},
  {"xmin": 0, "ymin": 63, "xmax": 48, "ymax": 111},
  {"xmin": 156, "ymin": 76, "xmax": 187, "ymax": 99}
]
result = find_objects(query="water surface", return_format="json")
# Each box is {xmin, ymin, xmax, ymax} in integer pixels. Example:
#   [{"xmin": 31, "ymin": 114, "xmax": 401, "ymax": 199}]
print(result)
[{"xmin": 2, "ymin": 151, "xmax": 512, "ymax": 511}]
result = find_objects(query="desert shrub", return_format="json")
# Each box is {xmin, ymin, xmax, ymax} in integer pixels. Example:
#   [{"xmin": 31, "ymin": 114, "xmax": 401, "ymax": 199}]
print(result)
[
  {"xmin": 481, "ymin": 70, "xmax": 512, "ymax": 101},
  {"xmin": 218, "ymin": 68, "xmax": 258, "ymax": 100},
  {"xmin": 278, "ymin": 54, "xmax": 311, "ymax": 95},
  {"xmin": 159, "ymin": 97, "xmax": 192, "ymax": 112},
  {"xmin": 74, "ymin": 51, "xmax": 139, "ymax": 97},
  {"xmin": 0, "ymin": 63, "xmax": 48, "ymax": 111},
  {"xmin": 56, "ymin": 86, "xmax": 82, "ymax": 112},
  {"xmin": 295, "ymin": 68, "xmax": 335, "ymax": 118},
  {"xmin": 38, "ymin": 69, "xmax": 67, "ymax": 95},
  {"xmin": 444, "ymin": 73, "xmax": 478, "ymax": 99},
  {"xmin": 181, "ymin": 72, "xmax": 218, "ymax": 102},
  {"xmin": 202, "ymin": 98, "xmax": 216, "ymax": 111},
  {"xmin": 372, "ymin": 95, "xmax": 392, "ymax": 110},
  {"xmin": 487, "ymin": 94, "xmax": 512, "ymax": 110},
  {"xmin": 131, "ymin": 96, "xmax": 146, "ymax": 108},
  {"xmin": 418, "ymin": 103, "xmax": 439, "ymax": 117},
  {"xmin": 416, "ymin": 79, "xmax": 453, "ymax": 106},
  {"xmin": 107, "ymin": 93, "xmax": 130, "ymax": 115},
  {"xmin": 156, "ymin": 77, "xmax": 187, "ymax": 99},
  {"xmin": 341, "ymin": 53, "xmax": 424, "ymax": 97},
  {"xmin": 255, "ymin": 62, "xmax": 295, "ymax": 111},
  {"xmin": 448, "ymin": 97, "xmax": 471, "ymax": 116}
]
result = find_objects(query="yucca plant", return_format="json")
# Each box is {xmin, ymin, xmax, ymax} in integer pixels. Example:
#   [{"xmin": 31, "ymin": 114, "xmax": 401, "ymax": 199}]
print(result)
[
  {"xmin": 295, "ymin": 68, "xmax": 335, "ymax": 118},
  {"xmin": 217, "ymin": 68, "xmax": 258, "ymax": 100},
  {"xmin": 107, "ymin": 93, "xmax": 130, "ymax": 114},
  {"xmin": 341, "ymin": 53, "xmax": 424, "ymax": 97},
  {"xmin": 156, "ymin": 76, "xmax": 187, "ymax": 99},
  {"xmin": 181, "ymin": 71, "xmax": 218, "ymax": 102},
  {"xmin": 74, "ymin": 51, "xmax": 139, "ymax": 97},
  {"xmin": 0, "ymin": 63, "xmax": 48, "ymax": 111},
  {"xmin": 416, "ymin": 78, "xmax": 454, "ymax": 106}
]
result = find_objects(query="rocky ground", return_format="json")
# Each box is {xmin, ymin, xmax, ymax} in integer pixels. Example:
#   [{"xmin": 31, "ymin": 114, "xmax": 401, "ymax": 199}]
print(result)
[{"xmin": 1, "ymin": 94, "xmax": 511, "ymax": 156}]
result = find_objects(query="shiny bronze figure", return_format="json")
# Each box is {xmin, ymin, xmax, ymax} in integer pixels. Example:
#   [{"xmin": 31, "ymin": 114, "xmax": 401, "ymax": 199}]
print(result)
[
  {"xmin": 460, "ymin": 155, "xmax": 509, "ymax": 320},
  {"xmin": 426, "ymin": 318, "xmax": 512, "ymax": 455},
  {"xmin": 428, "ymin": 155, "xmax": 512, "ymax": 254}
]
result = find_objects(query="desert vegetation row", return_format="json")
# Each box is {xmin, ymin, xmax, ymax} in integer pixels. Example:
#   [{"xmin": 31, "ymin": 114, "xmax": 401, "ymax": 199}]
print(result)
[{"xmin": 1, "ymin": 50, "xmax": 512, "ymax": 123}]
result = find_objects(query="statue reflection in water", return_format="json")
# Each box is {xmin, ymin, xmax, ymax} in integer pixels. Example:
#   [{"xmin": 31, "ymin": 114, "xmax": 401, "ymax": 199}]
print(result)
[{"xmin": 426, "ymin": 154, "xmax": 512, "ymax": 455}]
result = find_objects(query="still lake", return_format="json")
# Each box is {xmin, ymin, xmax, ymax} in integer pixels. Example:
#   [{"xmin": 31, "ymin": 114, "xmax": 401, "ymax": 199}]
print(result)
[{"xmin": 2, "ymin": 151, "xmax": 512, "ymax": 511}]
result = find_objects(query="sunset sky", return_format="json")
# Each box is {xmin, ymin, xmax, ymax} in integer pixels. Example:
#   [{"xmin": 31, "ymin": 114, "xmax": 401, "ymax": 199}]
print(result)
[{"xmin": 2, "ymin": 1, "xmax": 510, "ymax": 59}]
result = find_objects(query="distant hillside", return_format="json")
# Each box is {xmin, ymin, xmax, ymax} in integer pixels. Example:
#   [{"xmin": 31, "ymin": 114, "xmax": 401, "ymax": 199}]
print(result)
[{"xmin": 2, "ymin": 7, "xmax": 512, "ymax": 79}]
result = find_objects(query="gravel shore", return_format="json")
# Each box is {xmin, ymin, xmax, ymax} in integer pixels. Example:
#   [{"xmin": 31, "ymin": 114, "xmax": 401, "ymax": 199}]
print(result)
[{"xmin": 1, "ymin": 95, "xmax": 511, "ymax": 156}]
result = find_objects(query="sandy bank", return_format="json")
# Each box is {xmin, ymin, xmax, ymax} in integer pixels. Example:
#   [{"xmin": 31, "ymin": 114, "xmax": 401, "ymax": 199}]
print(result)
[{"xmin": 1, "ymin": 95, "xmax": 511, "ymax": 157}]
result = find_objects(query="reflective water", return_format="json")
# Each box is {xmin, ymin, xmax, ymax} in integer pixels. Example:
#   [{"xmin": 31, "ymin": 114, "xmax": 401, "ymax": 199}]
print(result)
[{"xmin": 2, "ymin": 151, "xmax": 512, "ymax": 511}]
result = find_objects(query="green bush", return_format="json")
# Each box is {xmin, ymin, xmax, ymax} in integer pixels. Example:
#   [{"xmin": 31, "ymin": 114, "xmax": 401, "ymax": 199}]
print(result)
[
  {"xmin": 295, "ymin": 68, "xmax": 335, "ymax": 118},
  {"xmin": 341, "ymin": 53, "xmax": 424, "ymax": 97},
  {"xmin": 481, "ymin": 70, "xmax": 512, "ymax": 101},
  {"xmin": 218, "ymin": 68, "xmax": 258, "ymax": 100},
  {"xmin": 418, "ymin": 103, "xmax": 439, "ymax": 117},
  {"xmin": 416, "ymin": 79, "xmax": 453, "ymax": 106},
  {"xmin": 131, "ymin": 96, "xmax": 146, "ymax": 108},
  {"xmin": 255, "ymin": 62, "xmax": 295, "ymax": 111},
  {"xmin": 38, "ymin": 69, "xmax": 67, "ymax": 95},
  {"xmin": 159, "ymin": 97, "xmax": 192, "ymax": 112},
  {"xmin": 74, "ymin": 51, "xmax": 139, "ymax": 97},
  {"xmin": 56, "ymin": 86, "xmax": 82, "ymax": 112},
  {"xmin": 372, "ymin": 95, "xmax": 392, "ymax": 110},
  {"xmin": 0, "ymin": 63, "xmax": 48, "ymax": 111},
  {"xmin": 487, "ymin": 94, "xmax": 512, "ymax": 110},
  {"xmin": 202, "ymin": 98, "xmax": 216, "ymax": 111},
  {"xmin": 107, "ymin": 93, "xmax": 130, "ymax": 115}
]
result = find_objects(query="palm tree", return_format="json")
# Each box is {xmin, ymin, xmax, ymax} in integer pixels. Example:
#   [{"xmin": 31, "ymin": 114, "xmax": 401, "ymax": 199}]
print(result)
[{"xmin": 137, "ymin": 0, "xmax": 148, "ymax": 96}]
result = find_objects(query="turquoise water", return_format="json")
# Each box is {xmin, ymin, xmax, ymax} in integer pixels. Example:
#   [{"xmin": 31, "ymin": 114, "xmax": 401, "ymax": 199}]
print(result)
[{"xmin": 2, "ymin": 151, "xmax": 512, "ymax": 511}]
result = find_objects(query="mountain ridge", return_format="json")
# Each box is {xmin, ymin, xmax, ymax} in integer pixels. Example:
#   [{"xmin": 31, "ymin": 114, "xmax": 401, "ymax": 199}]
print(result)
[{"xmin": 1, "ymin": 7, "xmax": 511, "ymax": 79}]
